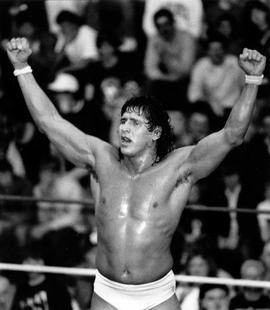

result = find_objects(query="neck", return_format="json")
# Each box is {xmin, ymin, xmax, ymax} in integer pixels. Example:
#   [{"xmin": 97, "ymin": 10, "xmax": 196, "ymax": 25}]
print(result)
[{"xmin": 121, "ymin": 151, "xmax": 158, "ymax": 175}]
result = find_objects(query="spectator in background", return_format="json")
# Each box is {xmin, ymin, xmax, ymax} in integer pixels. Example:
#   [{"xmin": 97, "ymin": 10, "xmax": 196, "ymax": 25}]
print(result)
[
  {"xmin": 230, "ymin": 259, "xmax": 270, "ymax": 310},
  {"xmin": 167, "ymin": 110, "xmax": 192, "ymax": 147},
  {"xmin": 0, "ymin": 114, "xmax": 25, "ymax": 178},
  {"xmin": 45, "ymin": 0, "xmax": 88, "ymax": 34},
  {"xmin": 143, "ymin": 0, "xmax": 204, "ymax": 39},
  {"xmin": 257, "ymin": 181, "xmax": 270, "ymax": 242},
  {"xmin": 242, "ymin": 1, "xmax": 270, "ymax": 100},
  {"xmin": 242, "ymin": 107, "xmax": 270, "ymax": 204},
  {"xmin": 0, "ymin": 271, "xmax": 20, "ymax": 310},
  {"xmin": 0, "ymin": 159, "xmax": 34, "ymax": 246},
  {"xmin": 30, "ymin": 172, "xmax": 87, "ymax": 241},
  {"xmin": 144, "ymin": 8, "xmax": 196, "ymax": 110},
  {"xmin": 55, "ymin": 10, "xmax": 98, "ymax": 71},
  {"xmin": 260, "ymin": 240, "xmax": 270, "ymax": 281},
  {"xmin": 188, "ymin": 103, "xmax": 214, "ymax": 144},
  {"xmin": 176, "ymin": 250, "xmax": 230, "ymax": 310},
  {"xmin": 76, "ymin": 31, "xmax": 141, "ymax": 142},
  {"xmin": 17, "ymin": 241, "xmax": 74, "ymax": 310},
  {"xmin": 188, "ymin": 33, "xmax": 244, "ymax": 125},
  {"xmin": 29, "ymin": 32, "xmax": 60, "ymax": 89},
  {"xmin": 48, "ymin": 72, "xmax": 93, "ymax": 136},
  {"xmin": 199, "ymin": 284, "xmax": 230, "ymax": 310},
  {"xmin": 203, "ymin": 163, "xmax": 261, "ymax": 277},
  {"xmin": 212, "ymin": 12, "xmax": 243, "ymax": 55}
]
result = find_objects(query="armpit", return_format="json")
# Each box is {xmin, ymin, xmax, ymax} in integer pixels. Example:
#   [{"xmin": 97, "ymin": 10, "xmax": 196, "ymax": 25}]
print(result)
[{"xmin": 175, "ymin": 170, "xmax": 192, "ymax": 188}]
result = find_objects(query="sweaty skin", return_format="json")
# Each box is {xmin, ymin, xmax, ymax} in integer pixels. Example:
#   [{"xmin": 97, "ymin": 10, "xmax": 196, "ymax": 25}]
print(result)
[
  {"xmin": 92, "ymin": 139, "xmax": 192, "ymax": 284},
  {"xmin": 6, "ymin": 37, "xmax": 266, "ymax": 310}
]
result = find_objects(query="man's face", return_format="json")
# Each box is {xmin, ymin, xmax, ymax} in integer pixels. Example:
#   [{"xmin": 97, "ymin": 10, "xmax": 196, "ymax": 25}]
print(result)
[
  {"xmin": 119, "ymin": 111, "xmax": 159, "ymax": 157},
  {"xmin": 208, "ymin": 42, "xmax": 226, "ymax": 65},
  {"xmin": 201, "ymin": 289, "xmax": 229, "ymax": 310},
  {"xmin": 155, "ymin": 16, "xmax": 174, "ymax": 39},
  {"xmin": 188, "ymin": 256, "xmax": 209, "ymax": 276},
  {"xmin": 189, "ymin": 112, "xmax": 209, "ymax": 142}
]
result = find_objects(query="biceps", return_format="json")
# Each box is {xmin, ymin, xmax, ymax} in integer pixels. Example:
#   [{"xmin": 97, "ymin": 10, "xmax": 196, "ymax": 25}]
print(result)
[
  {"xmin": 43, "ymin": 118, "xmax": 95, "ymax": 167},
  {"xmin": 189, "ymin": 131, "xmax": 232, "ymax": 181}
]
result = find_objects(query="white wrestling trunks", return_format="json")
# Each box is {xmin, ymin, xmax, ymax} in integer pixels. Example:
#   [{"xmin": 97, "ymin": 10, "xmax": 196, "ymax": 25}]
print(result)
[{"xmin": 94, "ymin": 269, "xmax": 176, "ymax": 310}]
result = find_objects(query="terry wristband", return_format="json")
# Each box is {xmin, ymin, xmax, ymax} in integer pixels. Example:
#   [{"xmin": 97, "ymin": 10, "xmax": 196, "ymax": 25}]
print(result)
[
  {"xmin": 13, "ymin": 65, "xmax": 32, "ymax": 76},
  {"xmin": 245, "ymin": 74, "xmax": 264, "ymax": 85}
]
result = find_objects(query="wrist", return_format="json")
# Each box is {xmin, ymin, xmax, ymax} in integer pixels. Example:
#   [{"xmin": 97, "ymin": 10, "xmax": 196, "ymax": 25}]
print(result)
[
  {"xmin": 245, "ymin": 74, "xmax": 264, "ymax": 85},
  {"xmin": 13, "ymin": 62, "xmax": 29, "ymax": 70},
  {"xmin": 13, "ymin": 65, "xmax": 32, "ymax": 77}
]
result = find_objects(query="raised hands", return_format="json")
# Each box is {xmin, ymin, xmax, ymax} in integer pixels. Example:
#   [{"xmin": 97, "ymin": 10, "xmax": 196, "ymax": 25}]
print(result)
[
  {"xmin": 239, "ymin": 48, "xmax": 266, "ymax": 76},
  {"xmin": 6, "ymin": 37, "xmax": 32, "ymax": 69}
]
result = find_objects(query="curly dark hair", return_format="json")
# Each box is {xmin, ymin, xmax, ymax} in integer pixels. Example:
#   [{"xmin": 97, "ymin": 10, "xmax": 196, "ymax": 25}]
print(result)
[{"xmin": 120, "ymin": 96, "xmax": 174, "ymax": 162}]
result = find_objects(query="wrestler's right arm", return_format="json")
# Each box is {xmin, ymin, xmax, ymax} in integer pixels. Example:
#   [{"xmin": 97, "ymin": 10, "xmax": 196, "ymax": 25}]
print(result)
[{"xmin": 6, "ymin": 37, "xmax": 105, "ymax": 169}]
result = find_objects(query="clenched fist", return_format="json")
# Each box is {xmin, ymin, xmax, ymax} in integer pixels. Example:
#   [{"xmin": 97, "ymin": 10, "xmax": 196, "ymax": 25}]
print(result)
[
  {"xmin": 239, "ymin": 48, "xmax": 266, "ymax": 76},
  {"xmin": 6, "ymin": 37, "xmax": 32, "ymax": 69}
]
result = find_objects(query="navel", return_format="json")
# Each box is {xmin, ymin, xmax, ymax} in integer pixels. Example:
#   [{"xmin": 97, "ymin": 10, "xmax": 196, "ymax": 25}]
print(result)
[
  {"xmin": 101, "ymin": 197, "xmax": 106, "ymax": 205},
  {"xmin": 153, "ymin": 202, "xmax": 159, "ymax": 209}
]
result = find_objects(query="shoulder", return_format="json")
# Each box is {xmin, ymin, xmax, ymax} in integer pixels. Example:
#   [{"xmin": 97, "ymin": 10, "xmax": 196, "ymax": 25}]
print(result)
[
  {"xmin": 163, "ymin": 146, "xmax": 194, "ymax": 170},
  {"xmin": 79, "ymin": 25, "xmax": 97, "ymax": 36},
  {"xmin": 193, "ymin": 57, "xmax": 210, "ymax": 70},
  {"xmin": 225, "ymin": 54, "xmax": 239, "ymax": 65}
]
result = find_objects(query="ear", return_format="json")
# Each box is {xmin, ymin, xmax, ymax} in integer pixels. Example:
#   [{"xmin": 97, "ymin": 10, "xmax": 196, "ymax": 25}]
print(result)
[{"xmin": 152, "ymin": 126, "xmax": 162, "ymax": 141}]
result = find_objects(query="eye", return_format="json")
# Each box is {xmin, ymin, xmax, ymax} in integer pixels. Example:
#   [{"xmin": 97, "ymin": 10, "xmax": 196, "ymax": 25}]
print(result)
[{"xmin": 120, "ymin": 118, "xmax": 126, "ymax": 125}]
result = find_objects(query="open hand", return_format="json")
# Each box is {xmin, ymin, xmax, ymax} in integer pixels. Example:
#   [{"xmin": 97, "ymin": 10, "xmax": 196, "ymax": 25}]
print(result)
[
  {"xmin": 6, "ymin": 37, "xmax": 32, "ymax": 69},
  {"xmin": 239, "ymin": 48, "xmax": 266, "ymax": 76}
]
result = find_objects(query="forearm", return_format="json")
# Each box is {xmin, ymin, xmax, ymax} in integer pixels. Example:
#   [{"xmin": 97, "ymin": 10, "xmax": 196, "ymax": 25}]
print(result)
[
  {"xmin": 16, "ymin": 71, "xmax": 61, "ymax": 131},
  {"xmin": 224, "ymin": 84, "xmax": 258, "ymax": 145}
]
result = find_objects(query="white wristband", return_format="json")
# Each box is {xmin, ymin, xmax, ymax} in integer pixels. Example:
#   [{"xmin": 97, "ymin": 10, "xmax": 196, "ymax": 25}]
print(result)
[
  {"xmin": 245, "ymin": 74, "xmax": 264, "ymax": 85},
  {"xmin": 13, "ymin": 65, "xmax": 32, "ymax": 76}
]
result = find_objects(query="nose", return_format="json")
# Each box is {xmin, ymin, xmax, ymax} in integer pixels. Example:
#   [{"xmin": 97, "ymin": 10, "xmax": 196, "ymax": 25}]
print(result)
[{"xmin": 120, "ymin": 122, "xmax": 131, "ymax": 133}]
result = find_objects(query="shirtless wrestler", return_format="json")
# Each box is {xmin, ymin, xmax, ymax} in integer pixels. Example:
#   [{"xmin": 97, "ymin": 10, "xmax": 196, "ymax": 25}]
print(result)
[{"xmin": 6, "ymin": 38, "xmax": 265, "ymax": 310}]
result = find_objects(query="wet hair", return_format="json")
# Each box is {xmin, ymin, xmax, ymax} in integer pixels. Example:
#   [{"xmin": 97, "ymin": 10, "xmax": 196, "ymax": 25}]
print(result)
[
  {"xmin": 121, "ymin": 96, "xmax": 174, "ymax": 162},
  {"xmin": 153, "ymin": 8, "xmax": 175, "ymax": 26}
]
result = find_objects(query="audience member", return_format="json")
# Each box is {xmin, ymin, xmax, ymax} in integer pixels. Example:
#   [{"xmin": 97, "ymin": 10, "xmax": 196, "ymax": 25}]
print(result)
[
  {"xmin": 257, "ymin": 181, "xmax": 270, "ymax": 242},
  {"xmin": 144, "ymin": 8, "xmax": 196, "ymax": 110},
  {"xmin": 199, "ymin": 284, "xmax": 230, "ymax": 310},
  {"xmin": 143, "ymin": 0, "xmax": 204, "ymax": 39},
  {"xmin": 230, "ymin": 259, "xmax": 270, "ymax": 310},
  {"xmin": 242, "ymin": 1, "xmax": 270, "ymax": 99},
  {"xmin": 203, "ymin": 163, "xmax": 261, "ymax": 276},
  {"xmin": 188, "ymin": 33, "xmax": 244, "ymax": 125},
  {"xmin": 0, "ymin": 271, "xmax": 20, "ymax": 310},
  {"xmin": 260, "ymin": 240, "xmax": 270, "ymax": 282},
  {"xmin": 55, "ymin": 10, "xmax": 98, "ymax": 71},
  {"xmin": 17, "ymin": 241, "xmax": 74, "ymax": 310},
  {"xmin": 167, "ymin": 110, "xmax": 192, "ymax": 147},
  {"xmin": 176, "ymin": 250, "xmax": 231, "ymax": 310},
  {"xmin": 212, "ymin": 12, "xmax": 243, "ymax": 55}
]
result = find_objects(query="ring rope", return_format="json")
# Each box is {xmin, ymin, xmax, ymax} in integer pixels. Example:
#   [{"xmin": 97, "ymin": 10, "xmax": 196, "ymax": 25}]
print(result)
[
  {"xmin": 1, "ymin": 195, "xmax": 270, "ymax": 215},
  {"xmin": 0, "ymin": 263, "xmax": 270, "ymax": 288}
]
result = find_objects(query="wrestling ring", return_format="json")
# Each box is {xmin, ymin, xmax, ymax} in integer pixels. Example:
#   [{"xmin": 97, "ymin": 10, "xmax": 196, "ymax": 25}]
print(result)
[{"xmin": 1, "ymin": 194, "xmax": 270, "ymax": 289}]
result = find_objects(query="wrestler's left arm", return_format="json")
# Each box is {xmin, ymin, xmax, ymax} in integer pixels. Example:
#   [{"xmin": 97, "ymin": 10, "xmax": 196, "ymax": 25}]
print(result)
[{"xmin": 185, "ymin": 48, "xmax": 266, "ymax": 183}]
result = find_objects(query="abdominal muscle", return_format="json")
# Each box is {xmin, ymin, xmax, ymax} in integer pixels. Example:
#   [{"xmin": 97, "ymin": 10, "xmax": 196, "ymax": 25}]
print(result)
[{"xmin": 95, "ymin": 211, "xmax": 174, "ymax": 284}]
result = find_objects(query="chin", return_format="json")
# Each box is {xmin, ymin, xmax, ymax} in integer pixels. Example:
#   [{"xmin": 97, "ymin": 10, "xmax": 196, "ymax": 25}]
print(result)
[{"xmin": 120, "ymin": 145, "xmax": 135, "ymax": 157}]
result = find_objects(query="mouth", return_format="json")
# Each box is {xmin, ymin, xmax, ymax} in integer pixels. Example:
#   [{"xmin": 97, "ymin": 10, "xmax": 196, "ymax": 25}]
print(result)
[{"xmin": 120, "ymin": 136, "xmax": 132, "ymax": 145}]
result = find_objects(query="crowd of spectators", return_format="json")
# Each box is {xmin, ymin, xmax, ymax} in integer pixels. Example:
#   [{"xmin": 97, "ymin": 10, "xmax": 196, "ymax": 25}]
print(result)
[{"xmin": 1, "ymin": 0, "xmax": 270, "ymax": 309}]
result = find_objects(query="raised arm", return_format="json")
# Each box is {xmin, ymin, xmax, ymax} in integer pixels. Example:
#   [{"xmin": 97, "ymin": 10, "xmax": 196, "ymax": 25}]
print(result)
[
  {"xmin": 6, "ymin": 38, "xmax": 105, "ymax": 169},
  {"xmin": 186, "ymin": 48, "xmax": 266, "ymax": 182}
]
